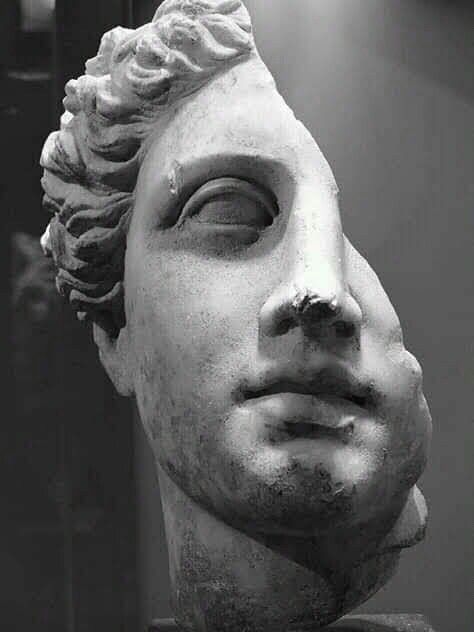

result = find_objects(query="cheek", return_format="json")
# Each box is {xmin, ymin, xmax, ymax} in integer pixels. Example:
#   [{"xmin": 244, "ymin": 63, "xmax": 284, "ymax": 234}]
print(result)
[
  {"xmin": 346, "ymin": 242, "xmax": 430, "ymax": 455},
  {"xmin": 345, "ymin": 240, "xmax": 403, "ymax": 344},
  {"xmin": 124, "ymin": 247, "xmax": 273, "ymax": 428}
]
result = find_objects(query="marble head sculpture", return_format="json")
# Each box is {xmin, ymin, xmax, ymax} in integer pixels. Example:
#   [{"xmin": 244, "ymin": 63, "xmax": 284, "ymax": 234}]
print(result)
[{"xmin": 40, "ymin": 1, "xmax": 432, "ymax": 630}]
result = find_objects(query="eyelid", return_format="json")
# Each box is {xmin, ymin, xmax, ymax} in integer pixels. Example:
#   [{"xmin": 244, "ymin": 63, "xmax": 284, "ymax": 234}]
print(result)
[{"xmin": 176, "ymin": 177, "xmax": 278, "ymax": 227}]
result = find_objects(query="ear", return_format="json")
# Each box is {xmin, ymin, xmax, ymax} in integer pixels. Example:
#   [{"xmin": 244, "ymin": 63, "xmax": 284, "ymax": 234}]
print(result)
[{"xmin": 92, "ymin": 323, "xmax": 134, "ymax": 397}]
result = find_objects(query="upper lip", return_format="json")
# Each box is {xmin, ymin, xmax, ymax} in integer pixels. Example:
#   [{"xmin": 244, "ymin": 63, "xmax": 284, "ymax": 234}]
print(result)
[{"xmin": 238, "ymin": 367, "xmax": 376, "ymax": 410}]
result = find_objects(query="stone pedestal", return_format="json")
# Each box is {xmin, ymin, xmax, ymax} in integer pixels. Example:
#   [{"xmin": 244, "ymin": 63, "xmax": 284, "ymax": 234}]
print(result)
[
  {"xmin": 149, "ymin": 615, "xmax": 436, "ymax": 632},
  {"xmin": 328, "ymin": 614, "xmax": 435, "ymax": 631}
]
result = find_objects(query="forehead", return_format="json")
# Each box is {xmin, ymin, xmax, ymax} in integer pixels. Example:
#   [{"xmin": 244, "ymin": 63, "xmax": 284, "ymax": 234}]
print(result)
[{"xmin": 139, "ymin": 57, "xmax": 337, "ymax": 194}]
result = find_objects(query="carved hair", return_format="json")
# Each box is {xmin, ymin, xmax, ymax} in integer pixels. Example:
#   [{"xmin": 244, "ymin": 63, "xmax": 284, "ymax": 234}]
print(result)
[{"xmin": 40, "ymin": 0, "xmax": 254, "ymax": 336}]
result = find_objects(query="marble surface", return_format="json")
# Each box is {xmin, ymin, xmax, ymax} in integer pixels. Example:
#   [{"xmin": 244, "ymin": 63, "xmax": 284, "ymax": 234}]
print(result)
[
  {"xmin": 40, "ymin": 1, "xmax": 432, "ymax": 630},
  {"xmin": 149, "ymin": 615, "xmax": 436, "ymax": 632}
]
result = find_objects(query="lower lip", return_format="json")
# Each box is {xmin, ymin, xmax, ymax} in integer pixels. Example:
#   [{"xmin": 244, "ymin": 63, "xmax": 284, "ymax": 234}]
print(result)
[{"xmin": 241, "ymin": 392, "xmax": 366, "ymax": 437}]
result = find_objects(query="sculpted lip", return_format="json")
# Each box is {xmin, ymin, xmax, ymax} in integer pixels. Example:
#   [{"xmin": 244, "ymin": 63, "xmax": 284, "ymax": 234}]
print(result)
[
  {"xmin": 243, "ymin": 379, "xmax": 369, "ymax": 409},
  {"xmin": 237, "ymin": 369, "xmax": 376, "ymax": 438},
  {"xmin": 239, "ymin": 367, "xmax": 375, "ymax": 407}
]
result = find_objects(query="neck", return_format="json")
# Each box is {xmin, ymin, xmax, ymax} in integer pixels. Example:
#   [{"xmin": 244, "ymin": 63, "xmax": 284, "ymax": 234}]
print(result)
[{"xmin": 157, "ymin": 466, "xmax": 406, "ymax": 632}]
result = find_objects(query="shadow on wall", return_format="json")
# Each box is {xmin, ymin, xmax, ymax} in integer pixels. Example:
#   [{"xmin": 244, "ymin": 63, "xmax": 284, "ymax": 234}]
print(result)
[{"xmin": 250, "ymin": 0, "xmax": 474, "ymax": 105}]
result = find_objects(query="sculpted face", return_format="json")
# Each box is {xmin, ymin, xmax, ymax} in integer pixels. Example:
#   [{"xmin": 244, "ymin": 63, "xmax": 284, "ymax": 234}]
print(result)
[
  {"xmin": 41, "ymin": 2, "xmax": 433, "ymax": 625},
  {"xmin": 122, "ymin": 56, "xmax": 431, "ymax": 539}
]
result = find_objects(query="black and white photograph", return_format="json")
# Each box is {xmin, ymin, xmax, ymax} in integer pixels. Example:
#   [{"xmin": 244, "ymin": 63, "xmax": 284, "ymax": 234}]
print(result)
[{"xmin": 1, "ymin": 1, "xmax": 472, "ymax": 631}]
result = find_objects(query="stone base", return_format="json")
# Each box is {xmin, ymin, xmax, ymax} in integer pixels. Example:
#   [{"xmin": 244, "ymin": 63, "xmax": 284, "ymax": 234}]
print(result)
[
  {"xmin": 150, "ymin": 620, "xmax": 178, "ymax": 632},
  {"xmin": 149, "ymin": 614, "xmax": 435, "ymax": 632},
  {"xmin": 327, "ymin": 614, "xmax": 434, "ymax": 631}
]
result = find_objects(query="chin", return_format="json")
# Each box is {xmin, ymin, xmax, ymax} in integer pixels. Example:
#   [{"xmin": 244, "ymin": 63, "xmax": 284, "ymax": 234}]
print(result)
[
  {"xmin": 199, "ymin": 430, "xmax": 422, "ymax": 540},
  {"xmin": 193, "ymin": 454, "xmax": 410, "ymax": 545}
]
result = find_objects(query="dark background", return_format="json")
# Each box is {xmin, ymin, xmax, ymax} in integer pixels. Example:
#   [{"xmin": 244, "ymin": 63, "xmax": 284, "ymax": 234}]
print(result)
[{"xmin": 2, "ymin": 1, "xmax": 473, "ymax": 631}]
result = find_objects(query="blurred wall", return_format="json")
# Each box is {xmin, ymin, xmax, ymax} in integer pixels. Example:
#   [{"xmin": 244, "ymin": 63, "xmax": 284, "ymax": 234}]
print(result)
[
  {"xmin": 138, "ymin": 2, "xmax": 473, "ymax": 632},
  {"xmin": 3, "ymin": 1, "xmax": 141, "ymax": 630}
]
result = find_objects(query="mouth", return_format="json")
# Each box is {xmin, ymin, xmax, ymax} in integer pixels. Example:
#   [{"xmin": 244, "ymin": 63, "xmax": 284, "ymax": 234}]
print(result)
[
  {"xmin": 238, "ymin": 372, "xmax": 375, "ymax": 440},
  {"xmin": 278, "ymin": 415, "xmax": 356, "ymax": 441},
  {"xmin": 242, "ymin": 380, "xmax": 369, "ymax": 409}
]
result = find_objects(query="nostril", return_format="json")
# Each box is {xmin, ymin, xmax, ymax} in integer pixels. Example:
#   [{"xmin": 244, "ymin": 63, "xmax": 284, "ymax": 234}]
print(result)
[
  {"xmin": 260, "ymin": 287, "xmax": 361, "ymax": 340},
  {"xmin": 275, "ymin": 317, "xmax": 294, "ymax": 336},
  {"xmin": 311, "ymin": 301, "xmax": 339, "ymax": 320},
  {"xmin": 334, "ymin": 320, "xmax": 356, "ymax": 339}
]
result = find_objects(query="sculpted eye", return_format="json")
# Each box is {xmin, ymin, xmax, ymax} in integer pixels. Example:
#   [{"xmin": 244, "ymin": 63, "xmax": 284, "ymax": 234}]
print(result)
[{"xmin": 179, "ymin": 178, "xmax": 278, "ymax": 232}]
